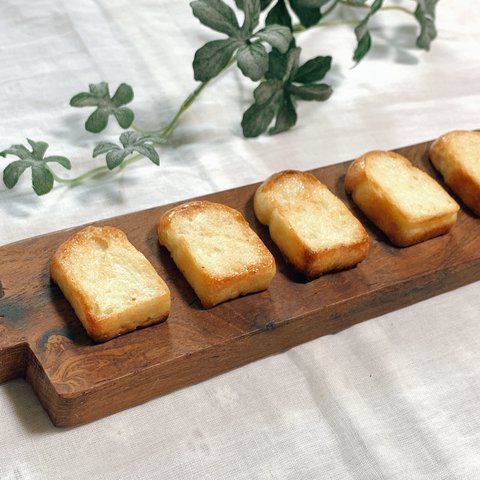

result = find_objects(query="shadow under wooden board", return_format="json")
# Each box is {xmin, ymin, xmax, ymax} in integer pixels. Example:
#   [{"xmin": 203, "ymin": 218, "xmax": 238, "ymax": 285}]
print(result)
[{"xmin": 1, "ymin": 137, "xmax": 479, "ymax": 427}]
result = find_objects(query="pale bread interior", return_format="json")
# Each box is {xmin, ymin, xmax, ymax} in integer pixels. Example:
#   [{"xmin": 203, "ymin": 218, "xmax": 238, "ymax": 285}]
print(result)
[
  {"xmin": 64, "ymin": 235, "xmax": 165, "ymax": 316},
  {"xmin": 259, "ymin": 172, "xmax": 366, "ymax": 248},
  {"xmin": 365, "ymin": 154, "xmax": 458, "ymax": 221},
  {"xmin": 170, "ymin": 208, "xmax": 269, "ymax": 277}
]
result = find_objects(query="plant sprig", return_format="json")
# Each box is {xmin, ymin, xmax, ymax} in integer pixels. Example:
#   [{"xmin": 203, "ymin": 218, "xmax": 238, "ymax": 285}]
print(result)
[
  {"xmin": 0, "ymin": 140, "xmax": 71, "ymax": 195},
  {"xmin": 70, "ymin": 82, "xmax": 135, "ymax": 133},
  {"xmin": 1, "ymin": 0, "xmax": 440, "ymax": 195},
  {"xmin": 242, "ymin": 46, "xmax": 333, "ymax": 136},
  {"xmin": 93, "ymin": 132, "xmax": 161, "ymax": 170}
]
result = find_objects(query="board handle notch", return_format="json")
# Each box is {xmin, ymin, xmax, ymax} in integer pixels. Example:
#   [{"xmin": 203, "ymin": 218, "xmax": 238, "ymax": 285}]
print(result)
[{"xmin": 0, "ymin": 341, "xmax": 30, "ymax": 384}]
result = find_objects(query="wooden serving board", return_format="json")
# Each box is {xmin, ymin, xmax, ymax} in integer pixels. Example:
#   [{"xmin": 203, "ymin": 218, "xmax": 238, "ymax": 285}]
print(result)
[{"xmin": 1, "ymin": 138, "xmax": 479, "ymax": 427}]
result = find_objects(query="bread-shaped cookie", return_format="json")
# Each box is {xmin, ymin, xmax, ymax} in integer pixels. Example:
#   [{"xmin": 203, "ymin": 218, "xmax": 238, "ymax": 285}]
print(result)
[
  {"xmin": 429, "ymin": 130, "xmax": 480, "ymax": 216},
  {"xmin": 51, "ymin": 226, "xmax": 170, "ymax": 342},
  {"xmin": 345, "ymin": 151, "xmax": 460, "ymax": 247},
  {"xmin": 158, "ymin": 201, "xmax": 276, "ymax": 308},
  {"xmin": 254, "ymin": 170, "xmax": 369, "ymax": 277}
]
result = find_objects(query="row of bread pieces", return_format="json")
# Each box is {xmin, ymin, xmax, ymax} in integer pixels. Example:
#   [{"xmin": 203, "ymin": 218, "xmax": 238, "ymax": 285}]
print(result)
[{"xmin": 50, "ymin": 130, "xmax": 479, "ymax": 343}]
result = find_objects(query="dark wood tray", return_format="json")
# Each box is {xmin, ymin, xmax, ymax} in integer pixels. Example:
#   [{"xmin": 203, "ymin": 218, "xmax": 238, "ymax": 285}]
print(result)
[{"xmin": 1, "ymin": 137, "xmax": 479, "ymax": 427}]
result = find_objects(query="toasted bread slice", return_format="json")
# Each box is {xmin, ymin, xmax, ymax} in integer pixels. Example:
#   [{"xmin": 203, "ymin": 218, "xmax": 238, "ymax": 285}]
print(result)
[
  {"xmin": 429, "ymin": 130, "xmax": 480, "ymax": 216},
  {"xmin": 158, "ymin": 201, "xmax": 276, "ymax": 308},
  {"xmin": 345, "ymin": 151, "xmax": 459, "ymax": 247},
  {"xmin": 254, "ymin": 170, "xmax": 369, "ymax": 277},
  {"xmin": 51, "ymin": 226, "xmax": 170, "ymax": 342}
]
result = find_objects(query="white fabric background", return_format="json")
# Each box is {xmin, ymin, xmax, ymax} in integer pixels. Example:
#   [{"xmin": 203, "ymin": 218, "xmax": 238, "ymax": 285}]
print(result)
[{"xmin": 1, "ymin": 1, "xmax": 479, "ymax": 478}]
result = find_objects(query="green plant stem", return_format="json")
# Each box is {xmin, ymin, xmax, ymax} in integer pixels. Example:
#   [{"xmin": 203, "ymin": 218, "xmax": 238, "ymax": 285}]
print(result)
[
  {"xmin": 50, "ymin": 64, "xmax": 234, "ymax": 187},
  {"xmin": 133, "ymin": 58, "xmax": 236, "ymax": 138},
  {"xmin": 293, "ymin": 1, "xmax": 415, "ymax": 32},
  {"xmin": 131, "ymin": 80, "xmax": 209, "ymax": 138},
  {"xmin": 162, "ymin": 79, "xmax": 210, "ymax": 138},
  {"xmin": 293, "ymin": 18, "xmax": 358, "ymax": 31},
  {"xmin": 340, "ymin": 1, "xmax": 414, "ymax": 16},
  {"xmin": 50, "ymin": 153, "xmax": 143, "ymax": 186}
]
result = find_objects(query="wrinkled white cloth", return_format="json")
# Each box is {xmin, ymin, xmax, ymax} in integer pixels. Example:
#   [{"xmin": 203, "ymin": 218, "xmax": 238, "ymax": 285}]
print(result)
[{"xmin": 1, "ymin": 1, "xmax": 480, "ymax": 478}]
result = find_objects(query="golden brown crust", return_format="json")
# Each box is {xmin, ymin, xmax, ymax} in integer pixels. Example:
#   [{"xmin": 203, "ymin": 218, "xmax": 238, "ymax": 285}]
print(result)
[
  {"xmin": 51, "ymin": 226, "xmax": 170, "ymax": 342},
  {"xmin": 345, "ymin": 150, "xmax": 459, "ymax": 247},
  {"xmin": 429, "ymin": 130, "xmax": 480, "ymax": 216},
  {"xmin": 158, "ymin": 201, "xmax": 276, "ymax": 308},
  {"xmin": 254, "ymin": 170, "xmax": 370, "ymax": 277}
]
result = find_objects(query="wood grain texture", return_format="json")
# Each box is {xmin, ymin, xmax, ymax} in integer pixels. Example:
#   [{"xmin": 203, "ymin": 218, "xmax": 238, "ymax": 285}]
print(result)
[{"xmin": 1, "ymin": 138, "xmax": 479, "ymax": 427}]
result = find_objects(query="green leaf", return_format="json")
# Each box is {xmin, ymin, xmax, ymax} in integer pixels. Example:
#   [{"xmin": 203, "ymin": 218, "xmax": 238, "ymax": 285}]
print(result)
[
  {"xmin": 89, "ymin": 82, "xmax": 109, "ymax": 98},
  {"xmin": 190, "ymin": 0, "xmax": 241, "ymax": 37},
  {"xmin": 255, "ymin": 25, "xmax": 292, "ymax": 53},
  {"xmin": 269, "ymin": 93, "xmax": 297, "ymax": 134},
  {"xmin": 0, "ymin": 144, "xmax": 32, "ymax": 160},
  {"xmin": 241, "ymin": 80, "xmax": 283, "ymax": 137},
  {"xmin": 284, "ymin": 46, "xmax": 301, "ymax": 80},
  {"xmin": 293, "ymin": 55, "xmax": 331, "ymax": 83},
  {"xmin": 85, "ymin": 108, "xmax": 110, "ymax": 133},
  {"xmin": 289, "ymin": 0, "xmax": 321, "ymax": 28},
  {"xmin": 370, "ymin": 0, "xmax": 383, "ymax": 15},
  {"xmin": 265, "ymin": 0, "xmax": 292, "ymax": 28},
  {"xmin": 93, "ymin": 142, "xmax": 121, "ymax": 157},
  {"xmin": 69, "ymin": 92, "xmax": 99, "ymax": 107},
  {"xmin": 26, "ymin": 139, "xmax": 49, "ymax": 160},
  {"xmin": 265, "ymin": 48, "xmax": 289, "ymax": 80},
  {"xmin": 133, "ymin": 144, "xmax": 160, "ymax": 165},
  {"xmin": 193, "ymin": 38, "xmax": 240, "ymax": 81},
  {"xmin": 113, "ymin": 108, "xmax": 135, "ymax": 129},
  {"xmin": 119, "ymin": 131, "xmax": 141, "ymax": 147},
  {"xmin": 106, "ymin": 150, "xmax": 129, "ymax": 170},
  {"xmin": 70, "ymin": 81, "xmax": 135, "ymax": 133},
  {"xmin": 415, "ymin": 0, "xmax": 439, "ymax": 50},
  {"xmin": 237, "ymin": 43, "xmax": 269, "ymax": 81},
  {"xmin": 31, "ymin": 164, "xmax": 54, "ymax": 195},
  {"xmin": 254, "ymin": 79, "xmax": 283, "ymax": 104},
  {"xmin": 3, "ymin": 160, "xmax": 30, "ymax": 189},
  {"xmin": 44, "ymin": 156, "xmax": 72, "ymax": 169},
  {"xmin": 288, "ymin": 83, "xmax": 332, "ymax": 101},
  {"xmin": 241, "ymin": 0, "xmax": 261, "ymax": 36},
  {"xmin": 353, "ymin": 28, "xmax": 371, "ymax": 63},
  {"xmin": 111, "ymin": 83, "xmax": 134, "ymax": 107},
  {"xmin": 353, "ymin": 0, "xmax": 383, "ymax": 63}
]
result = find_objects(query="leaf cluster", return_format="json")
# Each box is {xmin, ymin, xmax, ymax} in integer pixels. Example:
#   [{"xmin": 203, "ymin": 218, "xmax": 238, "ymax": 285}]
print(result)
[
  {"xmin": 191, "ymin": 0, "xmax": 293, "ymax": 81},
  {"xmin": 1, "ymin": 0, "xmax": 441, "ymax": 197},
  {"xmin": 0, "ymin": 140, "xmax": 71, "ymax": 195},
  {"xmin": 242, "ymin": 46, "xmax": 332, "ymax": 136},
  {"xmin": 93, "ymin": 131, "xmax": 160, "ymax": 169},
  {"xmin": 70, "ymin": 82, "xmax": 134, "ymax": 133}
]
